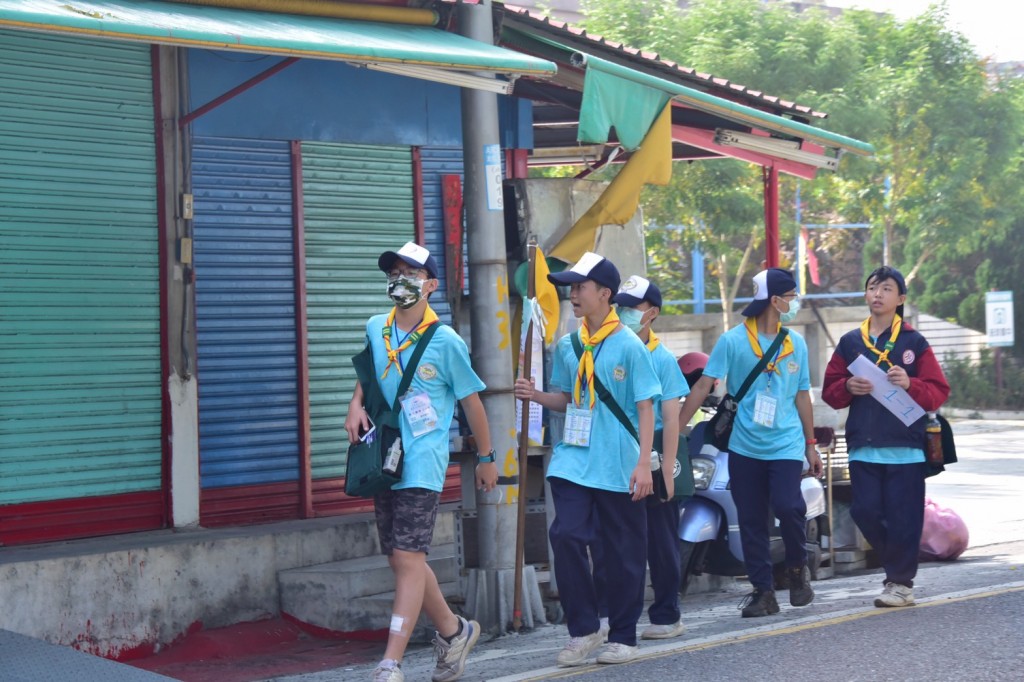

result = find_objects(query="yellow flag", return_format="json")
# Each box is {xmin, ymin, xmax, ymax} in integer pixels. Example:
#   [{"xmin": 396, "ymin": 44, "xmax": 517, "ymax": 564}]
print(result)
[
  {"xmin": 550, "ymin": 103, "xmax": 673, "ymax": 263},
  {"xmin": 534, "ymin": 247, "xmax": 560, "ymax": 345}
]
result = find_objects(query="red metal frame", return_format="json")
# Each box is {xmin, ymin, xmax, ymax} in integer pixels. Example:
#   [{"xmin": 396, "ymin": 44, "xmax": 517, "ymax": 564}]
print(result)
[
  {"xmin": 291, "ymin": 140, "xmax": 313, "ymax": 519},
  {"xmin": 0, "ymin": 492, "xmax": 165, "ymax": 545},
  {"xmin": 151, "ymin": 45, "xmax": 173, "ymax": 527},
  {"xmin": 671, "ymin": 124, "xmax": 818, "ymax": 181},
  {"xmin": 179, "ymin": 57, "xmax": 299, "ymax": 128},
  {"xmin": 763, "ymin": 165, "xmax": 780, "ymax": 268},
  {"xmin": 412, "ymin": 146, "xmax": 425, "ymax": 245}
]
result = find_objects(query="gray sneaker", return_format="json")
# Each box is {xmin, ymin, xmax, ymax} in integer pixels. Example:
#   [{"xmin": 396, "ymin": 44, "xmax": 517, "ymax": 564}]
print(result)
[
  {"xmin": 431, "ymin": 616, "xmax": 480, "ymax": 682},
  {"xmin": 556, "ymin": 630, "xmax": 605, "ymax": 667},
  {"xmin": 372, "ymin": 662, "xmax": 404, "ymax": 682},
  {"xmin": 875, "ymin": 582, "xmax": 915, "ymax": 607}
]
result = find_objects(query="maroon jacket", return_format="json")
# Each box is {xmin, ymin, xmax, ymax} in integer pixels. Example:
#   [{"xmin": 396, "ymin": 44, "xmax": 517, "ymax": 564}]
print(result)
[{"xmin": 822, "ymin": 321, "xmax": 951, "ymax": 451}]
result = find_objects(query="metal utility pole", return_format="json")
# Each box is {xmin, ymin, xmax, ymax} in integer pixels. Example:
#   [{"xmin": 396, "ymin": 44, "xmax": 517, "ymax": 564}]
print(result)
[{"xmin": 458, "ymin": 0, "xmax": 544, "ymax": 633}]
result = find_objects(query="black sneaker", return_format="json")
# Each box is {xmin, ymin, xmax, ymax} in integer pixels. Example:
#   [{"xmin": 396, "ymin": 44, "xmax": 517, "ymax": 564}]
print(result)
[
  {"xmin": 739, "ymin": 588, "xmax": 780, "ymax": 618},
  {"xmin": 788, "ymin": 565, "xmax": 814, "ymax": 607}
]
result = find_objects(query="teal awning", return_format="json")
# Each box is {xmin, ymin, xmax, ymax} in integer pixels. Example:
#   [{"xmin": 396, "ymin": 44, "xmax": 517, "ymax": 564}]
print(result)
[
  {"xmin": 575, "ymin": 54, "xmax": 874, "ymax": 157},
  {"xmin": 0, "ymin": 0, "xmax": 557, "ymax": 76}
]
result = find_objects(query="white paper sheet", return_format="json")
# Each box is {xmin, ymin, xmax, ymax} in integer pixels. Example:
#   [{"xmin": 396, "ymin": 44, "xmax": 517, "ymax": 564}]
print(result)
[{"xmin": 848, "ymin": 355, "xmax": 926, "ymax": 426}]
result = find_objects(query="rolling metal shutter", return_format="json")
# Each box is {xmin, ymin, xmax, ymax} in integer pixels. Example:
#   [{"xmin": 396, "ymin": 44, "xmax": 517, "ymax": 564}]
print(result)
[
  {"xmin": 301, "ymin": 143, "xmax": 414, "ymax": 482},
  {"xmin": 191, "ymin": 137, "xmax": 300, "ymax": 490},
  {"xmin": 0, "ymin": 31, "xmax": 163, "ymax": 542}
]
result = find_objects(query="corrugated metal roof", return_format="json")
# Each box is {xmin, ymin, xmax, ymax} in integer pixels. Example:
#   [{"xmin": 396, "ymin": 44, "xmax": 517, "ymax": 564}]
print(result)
[
  {"xmin": 0, "ymin": 0, "xmax": 557, "ymax": 75},
  {"xmin": 498, "ymin": 2, "xmax": 828, "ymax": 120}
]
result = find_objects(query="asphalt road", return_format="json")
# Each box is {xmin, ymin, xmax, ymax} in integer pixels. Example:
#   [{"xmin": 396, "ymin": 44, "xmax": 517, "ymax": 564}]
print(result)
[{"xmin": 273, "ymin": 419, "xmax": 1024, "ymax": 682}]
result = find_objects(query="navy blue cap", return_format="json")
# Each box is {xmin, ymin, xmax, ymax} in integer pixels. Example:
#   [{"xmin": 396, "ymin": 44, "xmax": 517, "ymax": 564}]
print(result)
[
  {"xmin": 378, "ymin": 242, "xmax": 438, "ymax": 279},
  {"xmin": 547, "ymin": 251, "xmax": 621, "ymax": 292},
  {"xmin": 741, "ymin": 268, "xmax": 798, "ymax": 317},
  {"xmin": 613, "ymin": 275, "xmax": 662, "ymax": 308}
]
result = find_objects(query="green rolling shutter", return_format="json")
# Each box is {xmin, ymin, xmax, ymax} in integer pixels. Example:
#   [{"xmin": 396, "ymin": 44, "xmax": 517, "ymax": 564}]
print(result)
[
  {"xmin": 0, "ymin": 31, "xmax": 162, "ymax": 507},
  {"xmin": 301, "ymin": 143, "xmax": 413, "ymax": 481}
]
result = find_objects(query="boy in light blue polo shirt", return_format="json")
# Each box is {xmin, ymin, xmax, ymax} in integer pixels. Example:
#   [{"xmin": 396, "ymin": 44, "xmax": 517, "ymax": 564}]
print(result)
[
  {"xmin": 345, "ymin": 242, "xmax": 497, "ymax": 682},
  {"xmin": 678, "ymin": 268, "xmax": 822, "ymax": 619},
  {"xmin": 514, "ymin": 252, "xmax": 660, "ymax": 667}
]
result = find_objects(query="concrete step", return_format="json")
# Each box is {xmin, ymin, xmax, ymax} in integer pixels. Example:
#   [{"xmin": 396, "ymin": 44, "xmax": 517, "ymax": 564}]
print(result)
[
  {"xmin": 279, "ymin": 544, "xmax": 458, "ymax": 637},
  {"xmin": 346, "ymin": 581, "xmax": 463, "ymax": 642}
]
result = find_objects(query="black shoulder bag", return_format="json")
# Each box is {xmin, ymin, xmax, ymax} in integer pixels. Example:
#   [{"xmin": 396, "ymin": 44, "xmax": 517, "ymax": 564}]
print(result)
[
  {"xmin": 704, "ymin": 328, "xmax": 788, "ymax": 451},
  {"xmin": 571, "ymin": 333, "xmax": 694, "ymax": 501},
  {"xmin": 345, "ymin": 323, "xmax": 439, "ymax": 497}
]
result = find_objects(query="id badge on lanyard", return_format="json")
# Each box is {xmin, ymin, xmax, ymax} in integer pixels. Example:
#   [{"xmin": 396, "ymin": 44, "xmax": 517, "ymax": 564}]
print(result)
[
  {"xmin": 564, "ymin": 404, "xmax": 593, "ymax": 447},
  {"xmin": 400, "ymin": 388, "xmax": 439, "ymax": 437},
  {"xmin": 753, "ymin": 391, "xmax": 778, "ymax": 428}
]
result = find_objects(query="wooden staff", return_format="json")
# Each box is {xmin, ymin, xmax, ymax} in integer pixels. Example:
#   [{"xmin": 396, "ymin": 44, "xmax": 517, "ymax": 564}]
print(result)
[{"xmin": 513, "ymin": 241, "xmax": 537, "ymax": 632}]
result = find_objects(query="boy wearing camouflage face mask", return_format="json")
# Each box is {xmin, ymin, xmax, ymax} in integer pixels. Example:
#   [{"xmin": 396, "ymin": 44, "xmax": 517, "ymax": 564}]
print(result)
[{"xmin": 345, "ymin": 242, "xmax": 497, "ymax": 682}]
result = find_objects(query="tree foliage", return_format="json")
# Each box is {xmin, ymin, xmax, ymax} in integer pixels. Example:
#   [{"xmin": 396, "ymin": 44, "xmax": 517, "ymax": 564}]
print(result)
[{"xmin": 579, "ymin": 0, "xmax": 1024, "ymax": 354}]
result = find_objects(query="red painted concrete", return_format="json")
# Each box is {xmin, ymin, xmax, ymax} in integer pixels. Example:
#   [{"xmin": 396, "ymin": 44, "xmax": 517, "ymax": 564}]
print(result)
[{"xmin": 130, "ymin": 618, "xmax": 386, "ymax": 682}]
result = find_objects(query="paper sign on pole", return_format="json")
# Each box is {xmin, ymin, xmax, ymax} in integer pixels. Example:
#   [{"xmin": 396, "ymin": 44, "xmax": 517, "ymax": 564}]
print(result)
[
  {"xmin": 516, "ymin": 299, "xmax": 544, "ymax": 446},
  {"xmin": 986, "ymin": 291, "xmax": 1015, "ymax": 348},
  {"xmin": 849, "ymin": 355, "xmax": 926, "ymax": 426}
]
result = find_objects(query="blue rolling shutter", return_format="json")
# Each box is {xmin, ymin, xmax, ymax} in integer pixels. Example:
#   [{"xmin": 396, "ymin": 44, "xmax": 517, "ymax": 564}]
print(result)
[
  {"xmin": 0, "ymin": 32, "xmax": 162, "ymax": 516},
  {"xmin": 191, "ymin": 137, "xmax": 300, "ymax": 489},
  {"xmin": 301, "ymin": 143, "xmax": 414, "ymax": 482}
]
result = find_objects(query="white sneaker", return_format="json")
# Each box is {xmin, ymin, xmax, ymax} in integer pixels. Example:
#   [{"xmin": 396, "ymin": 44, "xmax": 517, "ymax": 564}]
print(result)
[
  {"xmin": 596, "ymin": 641, "xmax": 639, "ymax": 664},
  {"xmin": 640, "ymin": 620, "xmax": 685, "ymax": 640},
  {"xmin": 555, "ymin": 630, "xmax": 605, "ymax": 667},
  {"xmin": 874, "ymin": 582, "xmax": 915, "ymax": 607},
  {"xmin": 598, "ymin": 616, "xmax": 610, "ymax": 642},
  {"xmin": 431, "ymin": 616, "xmax": 480, "ymax": 682},
  {"xmin": 372, "ymin": 661, "xmax": 404, "ymax": 682}
]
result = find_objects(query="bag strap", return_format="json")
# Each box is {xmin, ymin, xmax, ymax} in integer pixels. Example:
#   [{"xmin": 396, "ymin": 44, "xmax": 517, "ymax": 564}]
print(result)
[
  {"xmin": 391, "ymin": 322, "xmax": 440, "ymax": 412},
  {"xmin": 734, "ymin": 328, "xmax": 788, "ymax": 402},
  {"xmin": 571, "ymin": 332, "xmax": 639, "ymax": 444}
]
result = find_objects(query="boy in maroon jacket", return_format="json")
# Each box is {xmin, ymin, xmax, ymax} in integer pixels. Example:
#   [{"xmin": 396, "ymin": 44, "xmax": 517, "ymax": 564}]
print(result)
[{"xmin": 822, "ymin": 266, "xmax": 950, "ymax": 607}]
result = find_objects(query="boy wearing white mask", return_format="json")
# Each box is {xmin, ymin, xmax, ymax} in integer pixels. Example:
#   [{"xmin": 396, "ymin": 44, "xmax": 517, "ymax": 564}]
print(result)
[
  {"xmin": 677, "ymin": 268, "xmax": 822, "ymax": 618},
  {"xmin": 344, "ymin": 242, "xmax": 498, "ymax": 682},
  {"xmin": 609, "ymin": 276, "xmax": 690, "ymax": 639}
]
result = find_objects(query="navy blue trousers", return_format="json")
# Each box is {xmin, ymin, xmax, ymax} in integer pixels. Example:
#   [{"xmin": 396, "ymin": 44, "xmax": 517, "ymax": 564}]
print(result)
[
  {"xmin": 728, "ymin": 453, "xmax": 807, "ymax": 592},
  {"xmin": 849, "ymin": 460, "xmax": 926, "ymax": 588},
  {"xmin": 592, "ymin": 496, "xmax": 682, "ymax": 626},
  {"xmin": 548, "ymin": 476, "xmax": 647, "ymax": 646}
]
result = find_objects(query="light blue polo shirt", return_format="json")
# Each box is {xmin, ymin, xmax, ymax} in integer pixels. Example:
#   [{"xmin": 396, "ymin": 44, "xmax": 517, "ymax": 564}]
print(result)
[
  {"xmin": 548, "ymin": 327, "xmax": 662, "ymax": 492},
  {"xmin": 703, "ymin": 323, "xmax": 811, "ymax": 461},
  {"xmin": 650, "ymin": 342, "xmax": 690, "ymax": 431},
  {"xmin": 367, "ymin": 314, "xmax": 485, "ymax": 492}
]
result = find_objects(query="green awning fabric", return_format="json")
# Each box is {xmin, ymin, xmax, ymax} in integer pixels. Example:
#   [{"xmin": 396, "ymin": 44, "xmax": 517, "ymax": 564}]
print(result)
[
  {"xmin": 578, "ymin": 60, "xmax": 670, "ymax": 151},
  {"xmin": 575, "ymin": 54, "xmax": 874, "ymax": 156},
  {"xmin": 0, "ymin": 0, "xmax": 557, "ymax": 75}
]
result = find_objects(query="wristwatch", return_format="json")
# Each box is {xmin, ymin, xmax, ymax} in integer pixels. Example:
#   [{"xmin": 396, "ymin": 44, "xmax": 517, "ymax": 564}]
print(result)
[{"xmin": 477, "ymin": 449, "xmax": 496, "ymax": 463}]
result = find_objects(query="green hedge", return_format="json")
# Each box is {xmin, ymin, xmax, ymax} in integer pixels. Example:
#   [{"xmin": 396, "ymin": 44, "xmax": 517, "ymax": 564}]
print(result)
[{"xmin": 942, "ymin": 349, "xmax": 1024, "ymax": 411}]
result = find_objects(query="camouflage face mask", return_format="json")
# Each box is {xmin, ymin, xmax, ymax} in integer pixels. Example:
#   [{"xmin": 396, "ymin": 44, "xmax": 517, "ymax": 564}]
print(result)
[{"xmin": 386, "ymin": 275, "xmax": 425, "ymax": 309}]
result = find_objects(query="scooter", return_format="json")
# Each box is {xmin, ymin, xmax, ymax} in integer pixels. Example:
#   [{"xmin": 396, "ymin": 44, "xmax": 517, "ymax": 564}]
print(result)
[{"xmin": 676, "ymin": 399, "xmax": 830, "ymax": 596}]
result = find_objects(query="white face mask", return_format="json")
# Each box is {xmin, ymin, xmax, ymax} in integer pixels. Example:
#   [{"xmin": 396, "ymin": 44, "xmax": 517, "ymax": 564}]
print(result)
[
  {"xmin": 617, "ymin": 306, "xmax": 645, "ymax": 333},
  {"xmin": 779, "ymin": 297, "xmax": 801, "ymax": 324}
]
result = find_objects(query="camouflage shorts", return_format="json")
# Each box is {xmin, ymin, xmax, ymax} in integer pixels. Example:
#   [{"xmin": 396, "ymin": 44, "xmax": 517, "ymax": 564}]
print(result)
[{"xmin": 374, "ymin": 487, "xmax": 440, "ymax": 555}]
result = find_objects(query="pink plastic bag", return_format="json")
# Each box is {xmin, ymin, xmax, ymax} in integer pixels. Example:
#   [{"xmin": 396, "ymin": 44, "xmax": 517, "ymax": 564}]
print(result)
[{"xmin": 919, "ymin": 496, "xmax": 969, "ymax": 561}]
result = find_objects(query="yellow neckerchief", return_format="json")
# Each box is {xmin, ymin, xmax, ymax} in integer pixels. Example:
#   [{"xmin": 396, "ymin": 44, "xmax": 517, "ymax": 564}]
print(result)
[
  {"xmin": 645, "ymin": 328, "xmax": 661, "ymax": 352},
  {"xmin": 861, "ymin": 313, "xmax": 902, "ymax": 368},
  {"xmin": 575, "ymin": 308, "xmax": 620, "ymax": 409},
  {"xmin": 381, "ymin": 305, "xmax": 439, "ymax": 379},
  {"xmin": 743, "ymin": 316, "xmax": 795, "ymax": 374}
]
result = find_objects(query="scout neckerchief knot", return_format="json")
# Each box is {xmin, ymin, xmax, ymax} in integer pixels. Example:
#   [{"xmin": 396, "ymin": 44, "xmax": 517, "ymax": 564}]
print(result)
[
  {"xmin": 744, "ymin": 317, "xmax": 795, "ymax": 373},
  {"xmin": 381, "ymin": 305, "xmax": 439, "ymax": 379},
  {"xmin": 860, "ymin": 313, "xmax": 902, "ymax": 368},
  {"xmin": 574, "ymin": 309, "xmax": 620, "ymax": 409},
  {"xmin": 646, "ymin": 328, "xmax": 661, "ymax": 352}
]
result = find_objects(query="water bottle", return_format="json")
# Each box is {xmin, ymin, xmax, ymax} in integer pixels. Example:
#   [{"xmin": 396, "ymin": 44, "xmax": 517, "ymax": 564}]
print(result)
[{"xmin": 925, "ymin": 413, "xmax": 943, "ymax": 466}]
